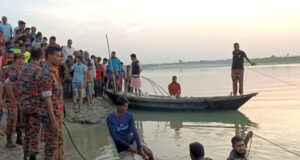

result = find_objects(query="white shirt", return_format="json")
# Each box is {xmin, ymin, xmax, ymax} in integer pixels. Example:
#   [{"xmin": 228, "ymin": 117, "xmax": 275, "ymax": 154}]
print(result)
[
  {"xmin": 62, "ymin": 45, "xmax": 75, "ymax": 61},
  {"xmin": 91, "ymin": 59, "xmax": 96, "ymax": 78}
]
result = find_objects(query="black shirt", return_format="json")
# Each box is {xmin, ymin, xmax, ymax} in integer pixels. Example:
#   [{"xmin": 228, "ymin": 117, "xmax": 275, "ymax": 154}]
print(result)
[
  {"xmin": 232, "ymin": 50, "xmax": 246, "ymax": 70},
  {"xmin": 131, "ymin": 60, "xmax": 140, "ymax": 76}
]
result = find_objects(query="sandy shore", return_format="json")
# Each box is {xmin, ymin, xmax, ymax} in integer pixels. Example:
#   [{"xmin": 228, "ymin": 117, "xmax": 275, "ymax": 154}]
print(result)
[
  {"xmin": 65, "ymin": 98, "xmax": 115, "ymax": 124},
  {"xmin": 0, "ymin": 98, "xmax": 115, "ymax": 160}
]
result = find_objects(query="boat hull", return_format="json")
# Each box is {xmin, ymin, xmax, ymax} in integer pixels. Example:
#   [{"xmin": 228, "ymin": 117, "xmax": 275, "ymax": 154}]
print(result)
[{"xmin": 104, "ymin": 90, "xmax": 258, "ymax": 110}]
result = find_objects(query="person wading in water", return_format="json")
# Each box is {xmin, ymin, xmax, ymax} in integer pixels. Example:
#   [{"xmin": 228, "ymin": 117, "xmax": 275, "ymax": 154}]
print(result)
[
  {"xmin": 231, "ymin": 43, "xmax": 256, "ymax": 96},
  {"xmin": 227, "ymin": 131, "xmax": 253, "ymax": 160}
]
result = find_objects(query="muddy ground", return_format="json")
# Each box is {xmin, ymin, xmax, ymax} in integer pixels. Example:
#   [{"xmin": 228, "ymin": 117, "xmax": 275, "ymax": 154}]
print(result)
[{"xmin": 0, "ymin": 98, "xmax": 115, "ymax": 160}]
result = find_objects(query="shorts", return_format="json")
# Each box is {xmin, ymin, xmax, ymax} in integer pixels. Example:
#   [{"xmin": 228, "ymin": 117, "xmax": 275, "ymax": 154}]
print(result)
[
  {"xmin": 86, "ymin": 82, "xmax": 94, "ymax": 97},
  {"xmin": 118, "ymin": 142, "xmax": 139, "ymax": 160}
]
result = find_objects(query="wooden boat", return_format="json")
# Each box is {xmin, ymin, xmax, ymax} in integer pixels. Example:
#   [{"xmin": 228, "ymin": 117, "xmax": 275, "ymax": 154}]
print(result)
[{"xmin": 104, "ymin": 90, "xmax": 258, "ymax": 110}]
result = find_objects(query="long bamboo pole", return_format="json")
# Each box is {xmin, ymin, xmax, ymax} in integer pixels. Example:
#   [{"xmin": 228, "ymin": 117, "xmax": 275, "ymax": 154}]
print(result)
[{"xmin": 105, "ymin": 34, "xmax": 117, "ymax": 92}]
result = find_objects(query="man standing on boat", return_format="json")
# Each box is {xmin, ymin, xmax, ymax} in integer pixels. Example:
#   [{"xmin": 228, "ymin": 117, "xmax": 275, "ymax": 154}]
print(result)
[
  {"xmin": 130, "ymin": 54, "xmax": 142, "ymax": 96},
  {"xmin": 168, "ymin": 76, "xmax": 181, "ymax": 98},
  {"xmin": 231, "ymin": 43, "xmax": 255, "ymax": 96},
  {"xmin": 106, "ymin": 96, "xmax": 154, "ymax": 160},
  {"xmin": 107, "ymin": 51, "xmax": 121, "ymax": 92}
]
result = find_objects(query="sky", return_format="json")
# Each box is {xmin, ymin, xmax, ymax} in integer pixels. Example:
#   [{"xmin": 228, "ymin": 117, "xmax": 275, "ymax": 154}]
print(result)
[{"xmin": 1, "ymin": 0, "xmax": 300, "ymax": 64}]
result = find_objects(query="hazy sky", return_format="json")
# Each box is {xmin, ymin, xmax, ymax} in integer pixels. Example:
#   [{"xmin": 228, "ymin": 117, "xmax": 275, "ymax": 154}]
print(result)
[{"xmin": 1, "ymin": 0, "xmax": 300, "ymax": 64}]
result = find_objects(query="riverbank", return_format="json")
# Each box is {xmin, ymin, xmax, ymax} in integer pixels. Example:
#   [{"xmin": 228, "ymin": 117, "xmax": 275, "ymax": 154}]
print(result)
[
  {"xmin": 0, "ymin": 98, "xmax": 115, "ymax": 160},
  {"xmin": 65, "ymin": 98, "xmax": 115, "ymax": 124}
]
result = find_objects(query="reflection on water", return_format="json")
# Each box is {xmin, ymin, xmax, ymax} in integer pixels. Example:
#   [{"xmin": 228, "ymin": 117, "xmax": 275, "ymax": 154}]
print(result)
[
  {"xmin": 65, "ymin": 65, "xmax": 300, "ymax": 160},
  {"xmin": 64, "ymin": 123, "xmax": 113, "ymax": 160},
  {"xmin": 131, "ymin": 110, "xmax": 258, "ymax": 138},
  {"xmin": 65, "ymin": 110, "xmax": 258, "ymax": 160}
]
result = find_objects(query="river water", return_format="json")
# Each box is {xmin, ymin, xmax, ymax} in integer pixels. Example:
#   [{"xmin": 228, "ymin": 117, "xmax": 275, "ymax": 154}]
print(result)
[{"xmin": 65, "ymin": 64, "xmax": 300, "ymax": 160}]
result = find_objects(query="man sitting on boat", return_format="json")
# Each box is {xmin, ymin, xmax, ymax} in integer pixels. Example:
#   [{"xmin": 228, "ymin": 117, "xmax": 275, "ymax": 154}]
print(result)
[
  {"xmin": 106, "ymin": 96, "xmax": 154, "ymax": 160},
  {"xmin": 168, "ymin": 76, "xmax": 181, "ymax": 98},
  {"xmin": 227, "ymin": 131, "xmax": 253, "ymax": 160}
]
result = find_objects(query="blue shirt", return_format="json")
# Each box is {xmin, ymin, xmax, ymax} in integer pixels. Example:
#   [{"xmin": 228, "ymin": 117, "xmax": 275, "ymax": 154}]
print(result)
[
  {"xmin": 107, "ymin": 58, "xmax": 121, "ymax": 73},
  {"xmin": 121, "ymin": 67, "xmax": 125, "ymax": 74},
  {"xmin": 0, "ymin": 23, "xmax": 12, "ymax": 42},
  {"xmin": 106, "ymin": 112, "xmax": 141, "ymax": 153},
  {"xmin": 72, "ymin": 63, "xmax": 87, "ymax": 83}
]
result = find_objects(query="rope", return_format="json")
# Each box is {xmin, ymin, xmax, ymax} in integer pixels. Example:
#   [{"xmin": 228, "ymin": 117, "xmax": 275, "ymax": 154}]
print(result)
[
  {"xmin": 150, "ymin": 82, "xmax": 158, "ymax": 96},
  {"xmin": 254, "ymin": 133, "xmax": 300, "ymax": 157},
  {"xmin": 154, "ymin": 83, "xmax": 166, "ymax": 96},
  {"xmin": 62, "ymin": 122, "xmax": 87, "ymax": 160},
  {"xmin": 141, "ymin": 76, "xmax": 169, "ymax": 96},
  {"xmin": 141, "ymin": 76, "xmax": 165, "ymax": 96},
  {"xmin": 247, "ymin": 68, "xmax": 299, "ymax": 88}
]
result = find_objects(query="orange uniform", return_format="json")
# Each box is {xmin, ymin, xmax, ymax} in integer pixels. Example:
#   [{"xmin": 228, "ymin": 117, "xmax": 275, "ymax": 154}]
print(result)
[{"xmin": 36, "ymin": 63, "xmax": 64, "ymax": 158}]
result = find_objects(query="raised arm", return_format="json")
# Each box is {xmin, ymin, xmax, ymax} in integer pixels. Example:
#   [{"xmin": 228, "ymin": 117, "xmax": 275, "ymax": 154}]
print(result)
[{"xmin": 244, "ymin": 131, "xmax": 253, "ymax": 147}]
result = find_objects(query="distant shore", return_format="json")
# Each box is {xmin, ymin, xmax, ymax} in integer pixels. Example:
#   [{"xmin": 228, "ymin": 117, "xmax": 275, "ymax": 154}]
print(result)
[{"xmin": 143, "ymin": 55, "xmax": 300, "ymax": 70}]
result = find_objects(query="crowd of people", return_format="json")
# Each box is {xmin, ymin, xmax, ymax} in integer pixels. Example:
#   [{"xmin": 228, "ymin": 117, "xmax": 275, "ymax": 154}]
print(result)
[
  {"xmin": 0, "ymin": 15, "xmax": 255, "ymax": 160},
  {"xmin": 0, "ymin": 16, "xmax": 144, "ymax": 160}
]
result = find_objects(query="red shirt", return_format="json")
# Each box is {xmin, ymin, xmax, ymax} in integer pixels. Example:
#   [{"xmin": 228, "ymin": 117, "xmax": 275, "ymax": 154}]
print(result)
[
  {"xmin": 96, "ymin": 64, "xmax": 103, "ymax": 80},
  {"xmin": 0, "ymin": 36, "xmax": 6, "ymax": 46},
  {"xmin": 1, "ymin": 52, "xmax": 7, "ymax": 67},
  {"xmin": 168, "ymin": 82, "xmax": 181, "ymax": 95}
]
